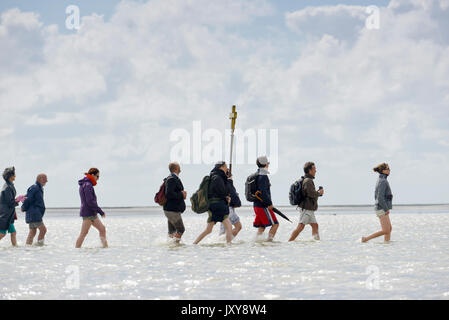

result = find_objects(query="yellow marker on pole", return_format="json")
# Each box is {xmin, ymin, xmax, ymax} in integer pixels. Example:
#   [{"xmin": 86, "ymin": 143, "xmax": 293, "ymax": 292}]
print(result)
[{"xmin": 229, "ymin": 105, "xmax": 237, "ymax": 174}]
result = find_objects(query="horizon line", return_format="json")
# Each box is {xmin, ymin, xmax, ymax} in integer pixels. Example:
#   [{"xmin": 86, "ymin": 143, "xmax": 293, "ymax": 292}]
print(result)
[{"xmin": 43, "ymin": 203, "xmax": 449, "ymax": 210}]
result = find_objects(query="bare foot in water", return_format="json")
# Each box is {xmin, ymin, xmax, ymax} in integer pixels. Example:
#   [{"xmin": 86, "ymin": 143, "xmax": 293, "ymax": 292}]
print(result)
[{"xmin": 361, "ymin": 237, "xmax": 368, "ymax": 243}]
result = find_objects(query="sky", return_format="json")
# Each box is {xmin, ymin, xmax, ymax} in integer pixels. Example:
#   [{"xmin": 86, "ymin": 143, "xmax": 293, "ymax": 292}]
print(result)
[{"xmin": 0, "ymin": 0, "xmax": 448, "ymax": 208}]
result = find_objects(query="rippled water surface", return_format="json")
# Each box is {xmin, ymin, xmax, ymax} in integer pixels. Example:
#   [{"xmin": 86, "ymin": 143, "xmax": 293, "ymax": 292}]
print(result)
[{"xmin": 1, "ymin": 206, "xmax": 449, "ymax": 300}]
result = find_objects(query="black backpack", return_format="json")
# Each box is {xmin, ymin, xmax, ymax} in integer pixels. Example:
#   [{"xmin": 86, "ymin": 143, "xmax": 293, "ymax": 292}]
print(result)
[
  {"xmin": 289, "ymin": 176, "xmax": 305, "ymax": 206},
  {"xmin": 245, "ymin": 172, "xmax": 259, "ymax": 202}
]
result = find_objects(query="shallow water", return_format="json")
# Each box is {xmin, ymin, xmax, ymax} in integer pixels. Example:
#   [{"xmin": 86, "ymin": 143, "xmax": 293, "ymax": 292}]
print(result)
[{"xmin": 1, "ymin": 207, "xmax": 449, "ymax": 300}]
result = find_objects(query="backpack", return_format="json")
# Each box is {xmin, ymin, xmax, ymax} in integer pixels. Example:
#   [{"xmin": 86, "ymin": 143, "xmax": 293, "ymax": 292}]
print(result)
[
  {"xmin": 190, "ymin": 175, "xmax": 211, "ymax": 214},
  {"xmin": 154, "ymin": 178, "xmax": 168, "ymax": 206},
  {"xmin": 289, "ymin": 176, "xmax": 305, "ymax": 206},
  {"xmin": 245, "ymin": 172, "xmax": 259, "ymax": 202}
]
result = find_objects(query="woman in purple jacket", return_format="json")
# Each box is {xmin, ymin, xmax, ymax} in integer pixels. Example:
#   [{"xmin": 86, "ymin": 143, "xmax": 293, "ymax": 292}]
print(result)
[{"xmin": 75, "ymin": 168, "xmax": 108, "ymax": 248}]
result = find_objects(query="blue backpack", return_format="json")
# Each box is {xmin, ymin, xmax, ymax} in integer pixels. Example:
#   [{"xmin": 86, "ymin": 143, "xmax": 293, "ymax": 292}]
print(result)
[{"xmin": 289, "ymin": 176, "xmax": 305, "ymax": 206}]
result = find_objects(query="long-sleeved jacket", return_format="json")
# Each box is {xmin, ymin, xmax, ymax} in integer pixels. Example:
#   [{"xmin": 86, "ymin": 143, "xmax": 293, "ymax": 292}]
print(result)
[
  {"xmin": 163, "ymin": 173, "xmax": 186, "ymax": 213},
  {"xmin": 254, "ymin": 168, "xmax": 273, "ymax": 208},
  {"xmin": 375, "ymin": 174, "xmax": 393, "ymax": 212},
  {"xmin": 227, "ymin": 179, "xmax": 241, "ymax": 208},
  {"xmin": 21, "ymin": 182, "xmax": 46, "ymax": 223},
  {"xmin": 78, "ymin": 177, "xmax": 105, "ymax": 217},
  {"xmin": 208, "ymin": 168, "xmax": 230, "ymax": 214},
  {"xmin": 300, "ymin": 173, "xmax": 320, "ymax": 211},
  {"xmin": 0, "ymin": 180, "xmax": 18, "ymax": 230}
]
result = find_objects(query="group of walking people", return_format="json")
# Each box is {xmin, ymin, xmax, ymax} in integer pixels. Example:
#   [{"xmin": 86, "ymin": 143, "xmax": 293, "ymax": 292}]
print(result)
[
  {"xmin": 160, "ymin": 156, "xmax": 394, "ymax": 245},
  {"xmin": 0, "ymin": 167, "xmax": 108, "ymax": 248},
  {"xmin": 0, "ymin": 157, "xmax": 394, "ymax": 248}
]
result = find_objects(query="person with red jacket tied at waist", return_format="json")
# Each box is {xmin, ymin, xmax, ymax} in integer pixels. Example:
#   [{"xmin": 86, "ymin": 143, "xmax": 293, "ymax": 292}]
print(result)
[
  {"xmin": 163, "ymin": 162, "xmax": 187, "ymax": 243},
  {"xmin": 253, "ymin": 156, "xmax": 279, "ymax": 241},
  {"xmin": 75, "ymin": 168, "xmax": 108, "ymax": 248},
  {"xmin": 289, "ymin": 162, "xmax": 324, "ymax": 241}
]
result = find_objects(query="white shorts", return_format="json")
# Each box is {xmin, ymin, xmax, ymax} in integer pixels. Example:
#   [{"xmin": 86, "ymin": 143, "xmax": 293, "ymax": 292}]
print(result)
[
  {"xmin": 376, "ymin": 209, "xmax": 388, "ymax": 217},
  {"xmin": 299, "ymin": 209, "xmax": 317, "ymax": 225},
  {"xmin": 219, "ymin": 207, "xmax": 240, "ymax": 235}
]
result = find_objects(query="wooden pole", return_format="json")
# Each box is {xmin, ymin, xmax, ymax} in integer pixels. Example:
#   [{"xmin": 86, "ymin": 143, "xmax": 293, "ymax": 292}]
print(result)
[{"xmin": 229, "ymin": 105, "xmax": 237, "ymax": 174}]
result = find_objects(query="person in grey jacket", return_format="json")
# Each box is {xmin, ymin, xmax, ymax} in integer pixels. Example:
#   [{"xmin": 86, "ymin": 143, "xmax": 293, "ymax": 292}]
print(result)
[
  {"xmin": 0, "ymin": 167, "xmax": 26, "ymax": 246},
  {"xmin": 362, "ymin": 163, "xmax": 393, "ymax": 243}
]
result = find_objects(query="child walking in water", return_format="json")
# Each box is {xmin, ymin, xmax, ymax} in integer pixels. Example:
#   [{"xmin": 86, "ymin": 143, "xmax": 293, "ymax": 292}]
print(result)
[
  {"xmin": 76, "ymin": 168, "xmax": 108, "ymax": 248},
  {"xmin": 362, "ymin": 163, "xmax": 393, "ymax": 243}
]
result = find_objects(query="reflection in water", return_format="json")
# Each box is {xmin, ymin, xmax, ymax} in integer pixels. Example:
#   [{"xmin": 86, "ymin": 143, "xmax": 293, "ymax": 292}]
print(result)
[{"xmin": 0, "ymin": 207, "xmax": 448, "ymax": 299}]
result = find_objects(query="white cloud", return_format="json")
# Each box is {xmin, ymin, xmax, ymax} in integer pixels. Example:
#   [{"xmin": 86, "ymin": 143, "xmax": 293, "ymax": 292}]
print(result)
[
  {"xmin": 0, "ymin": 0, "xmax": 448, "ymax": 206},
  {"xmin": 285, "ymin": 5, "xmax": 367, "ymax": 40}
]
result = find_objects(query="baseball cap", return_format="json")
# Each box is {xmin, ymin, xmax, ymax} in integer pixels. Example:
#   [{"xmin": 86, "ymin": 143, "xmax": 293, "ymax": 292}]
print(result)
[{"xmin": 257, "ymin": 156, "xmax": 270, "ymax": 166}]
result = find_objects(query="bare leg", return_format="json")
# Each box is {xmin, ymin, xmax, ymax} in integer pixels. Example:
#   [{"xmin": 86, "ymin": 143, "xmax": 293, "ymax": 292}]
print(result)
[
  {"xmin": 10, "ymin": 232, "xmax": 17, "ymax": 246},
  {"xmin": 383, "ymin": 214, "xmax": 392, "ymax": 242},
  {"xmin": 76, "ymin": 220, "xmax": 93, "ymax": 248},
  {"xmin": 0, "ymin": 233, "xmax": 5, "ymax": 241},
  {"xmin": 289, "ymin": 223, "xmax": 305, "ymax": 241},
  {"xmin": 92, "ymin": 218, "xmax": 108, "ymax": 248},
  {"xmin": 26, "ymin": 229, "xmax": 37, "ymax": 245},
  {"xmin": 37, "ymin": 225, "xmax": 47, "ymax": 244},
  {"xmin": 193, "ymin": 222, "xmax": 215, "ymax": 244},
  {"xmin": 257, "ymin": 227, "xmax": 265, "ymax": 237},
  {"xmin": 232, "ymin": 222, "xmax": 242, "ymax": 238},
  {"xmin": 173, "ymin": 232, "xmax": 182, "ymax": 243},
  {"xmin": 267, "ymin": 224, "xmax": 279, "ymax": 241},
  {"xmin": 362, "ymin": 215, "xmax": 391, "ymax": 243},
  {"xmin": 222, "ymin": 218, "xmax": 234, "ymax": 244},
  {"xmin": 311, "ymin": 223, "xmax": 320, "ymax": 240}
]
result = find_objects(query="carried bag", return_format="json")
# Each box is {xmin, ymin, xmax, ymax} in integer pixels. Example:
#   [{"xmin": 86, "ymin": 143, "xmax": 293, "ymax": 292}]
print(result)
[
  {"xmin": 190, "ymin": 175, "xmax": 211, "ymax": 214},
  {"xmin": 245, "ymin": 172, "xmax": 259, "ymax": 202},
  {"xmin": 154, "ymin": 178, "xmax": 168, "ymax": 206},
  {"xmin": 289, "ymin": 176, "xmax": 305, "ymax": 206}
]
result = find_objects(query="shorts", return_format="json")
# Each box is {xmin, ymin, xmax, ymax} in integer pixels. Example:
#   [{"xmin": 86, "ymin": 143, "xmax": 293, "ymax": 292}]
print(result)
[
  {"xmin": 82, "ymin": 215, "xmax": 98, "ymax": 222},
  {"xmin": 299, "ymin": 209, "xmax": 317, "ymax": 225},
  {"xmin": 253, "ymin": 206, "xmax": 278, "ymax": 228},
  {"xmin": 219, "ymin": 207, "xmax": 240, "ymax": 234},
  {"xmin": 207, "ymin": 211, "xmax": 229, "ymax": 224},
  {"xmin": 376, "ymin": 210, "xmax": 388, "ymax": 217},
  {"xmin": 0, "ymin": 224, "xmax": 16, "ymax": 234},
  {"xmin": 29, "ymin": 221, "xmax": 44, "ymax": 229},
  {"xmin": 164, "ymin": 210, "xmax": 185, "ymax": 235}
]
